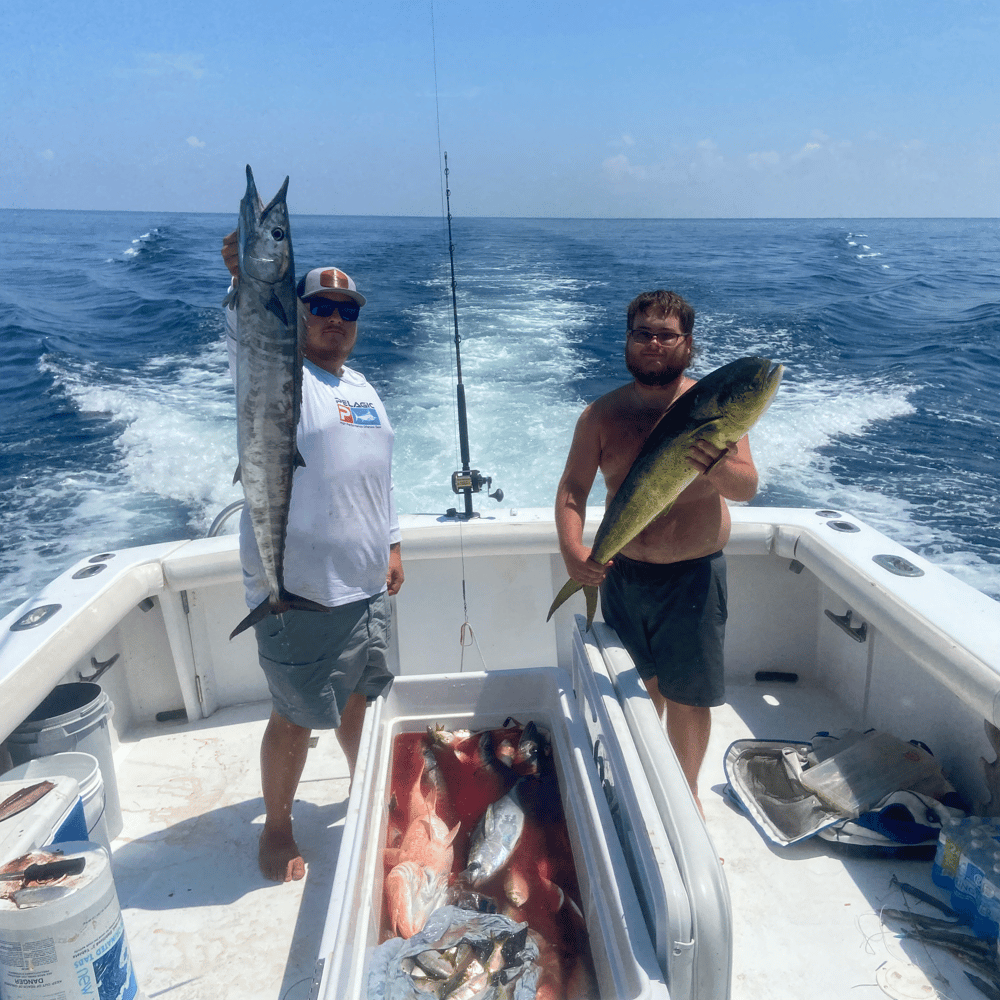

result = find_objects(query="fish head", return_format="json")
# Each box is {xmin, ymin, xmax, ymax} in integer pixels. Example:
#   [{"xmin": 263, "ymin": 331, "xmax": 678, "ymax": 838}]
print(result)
[
  {"xmin": 238, "ymin": 166, "xmax": 293, "ymax": 285},
  {"xmin": 428, "ymin": 725, "xmax": 473, "ymax": 750},
  {"xmin": 688, "ymin": 356, "xmax": 784, "ymax": 437}
]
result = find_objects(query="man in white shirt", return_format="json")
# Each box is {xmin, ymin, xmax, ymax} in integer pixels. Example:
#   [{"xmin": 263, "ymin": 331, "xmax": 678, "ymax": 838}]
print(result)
[{"xmin": 223, "ymin": 234, "xmax": 404, "ymax": 881}]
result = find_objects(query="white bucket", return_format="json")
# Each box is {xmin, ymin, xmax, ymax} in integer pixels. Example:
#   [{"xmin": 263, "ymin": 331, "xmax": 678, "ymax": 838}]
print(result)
[
  {"xmin": 7, "ymin": 682, "xmax": 123, "ymax": 840},
  {"xmin": 0, "ymin": 841, "xmax": 143, "ymax": 1000},
  {"xmin": 0, "ymin": 773, "xmax": 87, "ymax": 860},
  {"xmin": 5, "ymin": 754, "xmax": 111, "ymax": 855}
]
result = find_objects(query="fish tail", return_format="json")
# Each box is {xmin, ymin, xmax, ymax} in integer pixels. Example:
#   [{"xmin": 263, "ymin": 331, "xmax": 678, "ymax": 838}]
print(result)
[
  {"xmin": 545, "ymin": 579, "xmax": 599, "ymax": 629},
  {"xmin": 228, "ymin": 591, "xmax": 329, "ymax": 640},
  {"xmin": 229, "ymin": 598, "xmax": 272, "ymax": 639},
  {"xmin": 546, "ymin": 578, "xmax": 584, "ymax": 621},
  {"xmin": 280, "ymin": 591, "xmax": 330, "ymax": 615},
  {"xmin": 585, "ymin": 585, "xmax": 598, "ymax": 631}
]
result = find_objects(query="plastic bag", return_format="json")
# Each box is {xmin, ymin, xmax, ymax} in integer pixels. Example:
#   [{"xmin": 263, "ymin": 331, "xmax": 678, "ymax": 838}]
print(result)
[{"xmin": 367, "ymin": 905, "xmax": 539, "ymax": 1000}]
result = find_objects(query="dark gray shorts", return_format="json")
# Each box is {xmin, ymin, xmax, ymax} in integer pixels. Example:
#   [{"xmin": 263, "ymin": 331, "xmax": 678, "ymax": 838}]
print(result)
[
  {"xmin": 253, "ymin": 592, "xmax": 394, "ymax": 730},
  {"xmin": 600, "ymin": 551, "xmax": 727, "ymax": 708}
]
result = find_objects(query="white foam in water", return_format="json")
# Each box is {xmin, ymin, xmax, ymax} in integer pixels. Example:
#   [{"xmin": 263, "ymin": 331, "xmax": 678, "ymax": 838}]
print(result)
[
  {"xmin": 687, "ymin": 317, "xmax": 1000, "ymax": 599},
  {"xmin": 62, "ymin": 345, "xmax": 243, "ymax": 532},
  {"xmin": 0, "ymin": 347, "xmax": 243, "ymax": 617},
  {"xmin": 3, "ymin": 229, "xmax": 996, "ymax": 618},
  {"xmin": 749, "ymin": 375, "xmax": 917, "ymax": 495},
  {"xmin": 120, "ymin": 229, "xmax": 160, "ymax": 259},
  {"xmin": 389, "ymin": 267, "xmax": 604, "ymax": 513}
]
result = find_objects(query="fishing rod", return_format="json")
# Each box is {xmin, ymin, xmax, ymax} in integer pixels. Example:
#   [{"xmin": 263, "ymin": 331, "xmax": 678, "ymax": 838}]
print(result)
[{"xmin": 443, "ymin": 153, "xmax": 502, "ymax": 519}]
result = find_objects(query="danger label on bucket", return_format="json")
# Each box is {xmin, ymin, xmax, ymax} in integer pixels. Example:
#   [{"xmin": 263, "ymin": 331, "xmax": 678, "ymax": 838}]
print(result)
[
  {"xmin": 2, "ymin": 921, "xmax": 138, "ymax": 1000},
  {"xmin": 0, "ymin": 845, "xmax": 140, "ymax": 1000}
]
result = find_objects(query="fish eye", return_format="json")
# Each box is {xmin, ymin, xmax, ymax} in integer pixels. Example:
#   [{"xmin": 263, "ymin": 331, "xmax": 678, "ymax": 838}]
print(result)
[{"xmin": 270, "ymin": 228, "xmax": 285, "ymax": 241}]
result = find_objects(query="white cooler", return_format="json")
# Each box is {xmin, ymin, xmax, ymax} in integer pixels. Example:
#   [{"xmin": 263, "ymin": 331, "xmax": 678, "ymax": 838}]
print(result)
[{"xmin": 314, "ymin": 667, "xmax": 669, "ymax": 999}]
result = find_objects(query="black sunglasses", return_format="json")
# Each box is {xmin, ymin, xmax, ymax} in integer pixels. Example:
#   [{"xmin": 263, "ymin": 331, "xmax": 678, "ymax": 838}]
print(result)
[{"xmin": 307, "ymin": 299, "xmax": 361, "ymax": 322}]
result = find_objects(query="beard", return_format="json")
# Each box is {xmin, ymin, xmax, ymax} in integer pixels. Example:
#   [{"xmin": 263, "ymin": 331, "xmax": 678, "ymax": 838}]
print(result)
[{"xmin": 625, "ymin": 353, "xmax": 688, "ymax": 386}]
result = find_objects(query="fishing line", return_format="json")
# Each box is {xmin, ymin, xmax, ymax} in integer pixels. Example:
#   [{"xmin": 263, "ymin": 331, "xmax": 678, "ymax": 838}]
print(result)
[
  {"xmin": 430, "ymin": 1, "xmax": 446, "ymax": 219},
  {"xmin": 430, "ymin": 1, "xmax": 464, "ymax": 491},
  {"xmin": 429, "ymin": 2, "xmax": 488, "ymax": 673}
]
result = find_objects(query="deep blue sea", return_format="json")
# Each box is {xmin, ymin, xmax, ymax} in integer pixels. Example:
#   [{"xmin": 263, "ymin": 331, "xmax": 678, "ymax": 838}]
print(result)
[{"xmin": 1, "ymin": 211, "xmax": 998, "ymax": 618}]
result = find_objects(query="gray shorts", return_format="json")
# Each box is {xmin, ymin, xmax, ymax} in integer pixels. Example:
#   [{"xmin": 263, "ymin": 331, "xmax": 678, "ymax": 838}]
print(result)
[
  {"xmin": 253, "ymin": 592, "xmax": 394, "ymax": 730},
  {"xmin": 600, "ymin": 551, "xmax": 727, "ymax": 708}
]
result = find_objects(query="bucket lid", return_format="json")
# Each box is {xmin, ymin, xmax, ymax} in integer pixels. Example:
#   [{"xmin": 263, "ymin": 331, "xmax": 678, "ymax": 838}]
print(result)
[
  {"xmin": 0, "ymin": 841, "xmax": 109, "ymax": 914},
  {"xmin": 5, "ymin": 753, "xmax": 101, "ymax": 792}
]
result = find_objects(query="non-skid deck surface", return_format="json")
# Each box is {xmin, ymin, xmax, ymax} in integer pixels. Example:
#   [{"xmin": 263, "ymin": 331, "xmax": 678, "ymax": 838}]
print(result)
[
  {"xmin": 707, "ymin": 681, "xmax": 986, "ymax": 1000},
  {"xmin": 110, "ymin": 701, "xmax": 350, "ymax": 1000}
]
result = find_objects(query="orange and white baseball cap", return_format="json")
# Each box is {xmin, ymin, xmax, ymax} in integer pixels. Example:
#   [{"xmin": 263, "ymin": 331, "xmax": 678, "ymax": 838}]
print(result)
[{"xmin": 296, "ymin": 267, "xmax": 366, "ymax": 306}]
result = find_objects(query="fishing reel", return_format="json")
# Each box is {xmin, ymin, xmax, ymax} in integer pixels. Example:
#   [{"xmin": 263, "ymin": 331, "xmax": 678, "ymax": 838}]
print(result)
[
  {"xmin": 450, "ymin": 468, "xmax": 502, "ymax": 500},
  {"xmin": 446, "ymin": 468, "xmax": 503, "ymax": 519}
]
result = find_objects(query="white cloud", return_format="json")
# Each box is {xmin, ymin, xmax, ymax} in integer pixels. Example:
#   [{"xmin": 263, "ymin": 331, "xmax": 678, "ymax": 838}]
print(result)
[
  {"xmin": 602, "ymin": 153, "xmax": 645, "ymax": 181},
  {"xmin": 135, "ymin": 53, "xmax": 205, "ymax": 79},
  {"xmin": 39, "ymin": 149, "xmax": 54, "ymax": 161},
  {"xmin": 792, "ymin": 141, "xmax": 822, "ymax": 163},
  {"xmin": 186, "ymin": 136, "xmax": 206, "ymax": 149},
  {"xmin": 694, "ymin": 139, "xmax": 724, "ymax": 170},
  {"xmin": 789, "ymin": 130, "xmax": 854, "ymax": 164},
  {"xmin": 747, "ymin": 150, "xmax": 780, "ymax": 170}
]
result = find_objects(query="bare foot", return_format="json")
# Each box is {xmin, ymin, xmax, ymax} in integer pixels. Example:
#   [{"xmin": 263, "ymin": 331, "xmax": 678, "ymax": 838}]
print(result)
[{"xmin": 259, "ymin": 826, "xmax": 305, "ymax": 882}]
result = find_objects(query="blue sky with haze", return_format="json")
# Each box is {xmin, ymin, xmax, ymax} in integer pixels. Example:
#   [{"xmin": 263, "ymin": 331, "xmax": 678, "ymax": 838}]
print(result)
[{"xmin": 3, "ymin": 0, "xmax": 997, "ymax": 216}]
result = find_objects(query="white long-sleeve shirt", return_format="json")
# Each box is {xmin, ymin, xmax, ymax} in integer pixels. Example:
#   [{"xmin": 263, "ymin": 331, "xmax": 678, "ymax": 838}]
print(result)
[{"xmin": 226, "ymin": 304, "xmax": 400, "ymax": 610}]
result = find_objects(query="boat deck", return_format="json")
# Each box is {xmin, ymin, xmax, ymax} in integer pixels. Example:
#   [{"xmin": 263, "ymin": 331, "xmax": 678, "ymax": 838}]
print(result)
[
  {"xmin": 106, "ymin": 682, "xmax": 987, "ymax": 1000},
  {"xmin": 710, "ymin": 681, "xmax": 984, "ymax": 1000},
  {"xmin": 111, "ymin": 700, "xmax": 347, "ymax": 1000}
]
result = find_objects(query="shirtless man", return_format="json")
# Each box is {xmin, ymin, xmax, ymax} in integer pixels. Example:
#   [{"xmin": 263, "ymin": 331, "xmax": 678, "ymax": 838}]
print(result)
[{"xmin": 554, "ymin": 290, "xmax": 759, "ymax": 814}]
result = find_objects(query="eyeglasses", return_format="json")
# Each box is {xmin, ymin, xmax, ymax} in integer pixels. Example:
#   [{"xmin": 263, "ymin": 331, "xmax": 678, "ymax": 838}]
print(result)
[
  {"xmin": 627, "ymin": 328, "xmax": 688, "ymax": 345},
  {"xmin": 307, "ymin": 299, "xmax": 361, "ymax": 322}
]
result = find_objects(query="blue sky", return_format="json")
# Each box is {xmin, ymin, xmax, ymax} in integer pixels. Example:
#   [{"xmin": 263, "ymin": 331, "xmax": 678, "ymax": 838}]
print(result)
[{"xmin": 3, "ymin": 0, "xmax": 997, "ymax": 217}]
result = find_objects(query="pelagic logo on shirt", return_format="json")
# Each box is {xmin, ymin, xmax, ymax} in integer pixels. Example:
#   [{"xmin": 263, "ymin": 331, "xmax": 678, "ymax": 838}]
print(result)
[{"xmin": 337, "ymin": 398, "xmax": 382, "ymax": 427}]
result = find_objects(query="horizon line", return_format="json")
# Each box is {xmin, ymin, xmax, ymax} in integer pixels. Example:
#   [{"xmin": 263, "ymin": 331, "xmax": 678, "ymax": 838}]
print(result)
[{"xmin": 2, "ymin": 207, "xmax": 997, "ymax": 222}]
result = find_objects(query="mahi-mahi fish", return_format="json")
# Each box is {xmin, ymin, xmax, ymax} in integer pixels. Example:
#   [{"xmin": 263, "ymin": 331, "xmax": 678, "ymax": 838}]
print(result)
[
  {"xmin": 227, "ymin": 166, "xmax": 327, "ymax": 639},
  {"xmin": 547, "ymin": 355, "xmax": 784, "ymax": 629}
]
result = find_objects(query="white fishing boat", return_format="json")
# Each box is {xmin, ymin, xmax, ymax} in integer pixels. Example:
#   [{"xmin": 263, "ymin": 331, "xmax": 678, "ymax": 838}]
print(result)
[{"xmin": 1, "ymin": 504, "xmax": 998, "ymax": 1000}]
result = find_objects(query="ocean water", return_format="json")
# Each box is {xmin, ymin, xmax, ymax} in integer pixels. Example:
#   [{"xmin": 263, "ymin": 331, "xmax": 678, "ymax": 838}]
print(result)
[{"xmin": 1, "ymin": 211, "xmax": 998, "ymax": 618}]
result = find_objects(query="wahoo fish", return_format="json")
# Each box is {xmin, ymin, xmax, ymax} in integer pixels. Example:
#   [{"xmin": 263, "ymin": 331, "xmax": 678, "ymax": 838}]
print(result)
[
  {"xmin": 547, "ymin": 355, "xmax": 784, "ymax": 629},
  {"xmin": 228, "ymin": 166, "xmax": 327, "ymax": 639}
]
